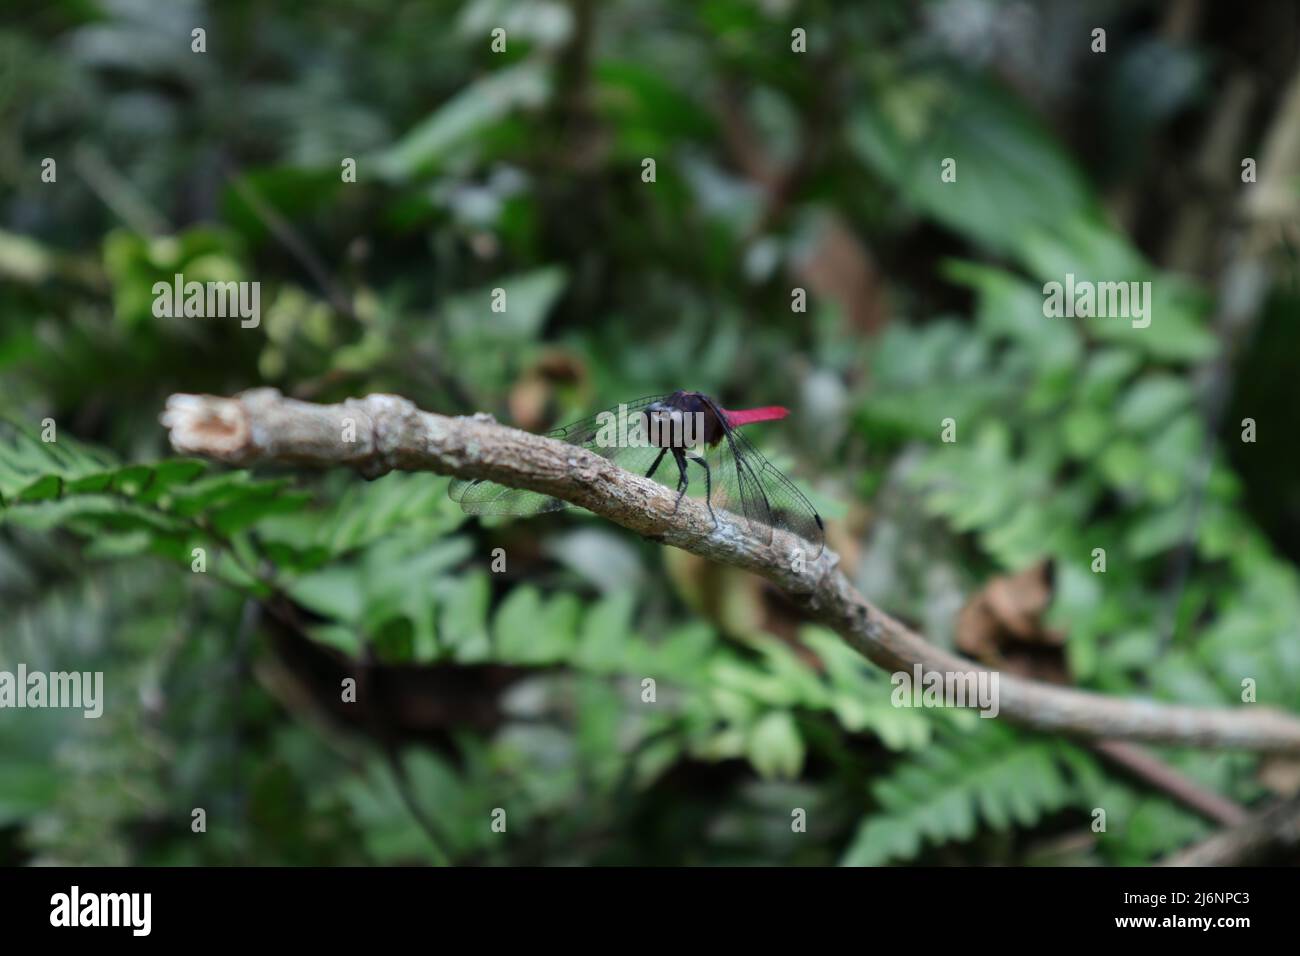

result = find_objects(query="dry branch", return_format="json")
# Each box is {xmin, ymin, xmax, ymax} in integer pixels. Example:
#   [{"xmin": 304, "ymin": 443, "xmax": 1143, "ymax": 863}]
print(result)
[
  {"xmin": 1162, "ymin": 795, "xmax": 1300, "ymax": 866},
  {"xmin": 161, "ymin": 388, "xmax": 1300, "ymax": 753}
]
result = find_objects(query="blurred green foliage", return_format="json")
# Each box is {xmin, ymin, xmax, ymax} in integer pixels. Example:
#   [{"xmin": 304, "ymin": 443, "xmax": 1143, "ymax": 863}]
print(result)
[{"xmin": 2, "ymin": 0, "xmax": 1299, "ymax": 865}]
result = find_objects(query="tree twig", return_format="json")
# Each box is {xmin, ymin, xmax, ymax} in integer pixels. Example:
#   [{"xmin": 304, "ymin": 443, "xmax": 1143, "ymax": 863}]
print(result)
[
  {"xmin": 1162, "ymin": 794, "xmax": 1300, "ymax": 866},
  {"xmin": 160, "ymin": 388, "xmax": 1300, "ymax": 753},
  {"xmin": 1090, "ymin": 740, "xmax": 1248, "ymax": 826}
]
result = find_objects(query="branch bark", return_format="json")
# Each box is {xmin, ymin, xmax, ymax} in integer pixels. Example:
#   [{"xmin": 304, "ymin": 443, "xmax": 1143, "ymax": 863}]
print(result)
[
  {"xmin": 1162, "ymin": 795, "xmax": 1300, "ymax": 866},
  {"xmin": 1090, "ymin": 740, "xmax": 1247, "ymax": 825},
  {"xmin": 161, "ymin": 388, "xmax": 1300, "ymax": 753}
]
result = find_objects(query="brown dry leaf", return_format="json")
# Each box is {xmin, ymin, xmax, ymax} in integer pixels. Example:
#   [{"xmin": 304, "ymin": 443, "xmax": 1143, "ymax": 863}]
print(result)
[
  {"xmin": 956, "ymin": 596, "xmax": 1003, "ymax": 662},
  {"xmin": 507, "ymin": 350, "xmax": 587, "ymax": 431},
  {"xmin": 984, "ymin": 562, "xmax": 1062, "ymax": 644},
  {"xmin": 956, "ymin": 560, "xmax": 1068, "ymax": 683},
  {"xmin": 508, "ymin": 376, "xmax": 551, "ymax": 431}
]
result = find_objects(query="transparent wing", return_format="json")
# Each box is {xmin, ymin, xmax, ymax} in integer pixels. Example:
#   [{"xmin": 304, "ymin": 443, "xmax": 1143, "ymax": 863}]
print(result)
[
  {"xmin": 544, "ymin": 395, "xmax": 666, "ymax": 450},
  {"xmin": 698, "ymin": 397, "xmax": 825, "ymax": 558},
  {"xmin": 448, "ymin": 395, "xmax": 669, "ymax": 516},
  {"xmin": 447, "ymin": 479, "xmax": 571, "ymax": 515}
]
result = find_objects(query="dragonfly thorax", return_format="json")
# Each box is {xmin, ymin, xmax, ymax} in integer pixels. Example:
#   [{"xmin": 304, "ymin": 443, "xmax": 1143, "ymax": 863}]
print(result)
[{"xmin": 642, "ymin": 393, "xmax": 725, "ymax": 449}]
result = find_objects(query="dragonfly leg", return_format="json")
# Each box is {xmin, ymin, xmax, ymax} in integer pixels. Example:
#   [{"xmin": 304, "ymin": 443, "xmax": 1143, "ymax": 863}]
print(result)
[
  {"xmin": 670, "ymin": 447, "xmax": 689, "ymax": 513},
  {"xmin": 688, "ymin": 454, "xmax": 716, "ymax": 527},
  {"xmin": 644, "ymin": 447, "xmax": 668, "ymax": 480}
]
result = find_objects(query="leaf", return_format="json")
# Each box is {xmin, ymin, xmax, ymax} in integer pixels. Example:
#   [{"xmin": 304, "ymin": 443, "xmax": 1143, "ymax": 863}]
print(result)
[
  {"xmin": 575, "ymin": 589, "xmax": 637, "ymax": 671},
  {"xmin": 438, "ymin": 571, "xmax": 492, "ymax": 662},
  {"xmin": 371, "ymin": 62, "xmax": 551, "ymax": 180},
  {"xmin": 851, "ymin": 75, "xmax": 1096, "ymax": 258},
  {"xmin": 444, "ymin": 266, "xmax": 567, "ymax": 342},
  {"xmin": 260, "ymin": 472, "xmax": 460, "ymax": 563},
  {"xmin": 1115, "ymin": 376, "xmax": 1193, "ymax": 434},
  {"xmin": 841, "ymin": 724, "xmax": 1078, "ymax": 866},
  {"xmin": 594, "ymin": 60, "xmax": 716, "ymax": 158},
  {"xmin": 289, "ymin": 566, "xmax": 366, "ymax": 623},
  {"xmin": 208, "ymin": 486, "xmax": 311, "ymax": 534},
  {"xmin": 493, "ymin": 585, "xmax": 580, "ymax": 663},
  {"xmin": 746, "ymin": 711, "xmax": 805, "ymax": 781}
]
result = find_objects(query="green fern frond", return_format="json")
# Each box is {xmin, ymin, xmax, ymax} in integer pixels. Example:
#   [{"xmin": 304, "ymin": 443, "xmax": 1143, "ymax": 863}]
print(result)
[{"xmin": 841, "ymin": 722, "xmax": 1086, "ymax": 866}]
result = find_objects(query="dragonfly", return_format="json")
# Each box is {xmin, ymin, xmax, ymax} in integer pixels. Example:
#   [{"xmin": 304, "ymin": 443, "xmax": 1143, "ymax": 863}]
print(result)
[{"xmin": 449, "ymin": 391, "xmax": 825, "ymax": 557}]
